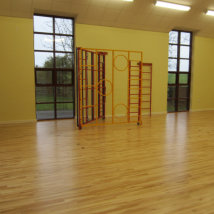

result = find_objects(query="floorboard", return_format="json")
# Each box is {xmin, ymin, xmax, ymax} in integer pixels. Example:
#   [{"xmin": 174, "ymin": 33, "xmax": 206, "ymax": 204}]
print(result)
[{"xmin": 1, "ymin": 111, "xmax": 214, "ymax": 214}]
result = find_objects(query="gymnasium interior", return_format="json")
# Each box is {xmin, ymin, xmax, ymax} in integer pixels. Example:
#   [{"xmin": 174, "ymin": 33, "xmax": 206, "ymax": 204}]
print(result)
[{"xmin": 1, "ymin": 0, "xmax": 214, "ymax": 213}]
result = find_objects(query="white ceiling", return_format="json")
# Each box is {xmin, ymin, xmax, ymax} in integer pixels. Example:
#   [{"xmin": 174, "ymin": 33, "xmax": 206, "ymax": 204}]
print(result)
[{"xmin": 1, "ymin": 0, "xmax": 214, "ymax": 37}]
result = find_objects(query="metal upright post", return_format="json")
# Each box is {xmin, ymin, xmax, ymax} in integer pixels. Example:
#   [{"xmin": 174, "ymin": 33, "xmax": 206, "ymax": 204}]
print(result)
[
  {"xmin": 138, "ymin": 62, "xmax": 142, "ymax": 125},
  {"xmin": 102, "ymin": 54, "xmax": 106, "ymax": 119}
]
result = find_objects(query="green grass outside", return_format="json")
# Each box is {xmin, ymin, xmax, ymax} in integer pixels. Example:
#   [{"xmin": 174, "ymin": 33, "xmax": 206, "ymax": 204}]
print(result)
[
  {"xmin": 168, "ymin": 73, "xmax": 189, "ymax": 112},
  {"xmin": 36, "ymin": 96, "xmax": 74, "ymax": 111},
  {"xmin": 167, "ymin": 100, "xmax": 187, "ymax": 112},
  {"xmin": 36, "ymin": 96, "xmax": 73, "ymax": 103},
  {"xmin": 168, "ymin": 73, "xmax": 188, "ymax": 84}
]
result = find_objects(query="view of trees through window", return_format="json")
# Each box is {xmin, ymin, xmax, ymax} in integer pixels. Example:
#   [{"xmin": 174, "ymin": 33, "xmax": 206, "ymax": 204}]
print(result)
[
  {"xmin": 34, "ymin": 14, "xmax": 74, "ymax": 120},
  {"xmin": 167, "ymin": 30, "xmax": 192, "ymax": 112}
]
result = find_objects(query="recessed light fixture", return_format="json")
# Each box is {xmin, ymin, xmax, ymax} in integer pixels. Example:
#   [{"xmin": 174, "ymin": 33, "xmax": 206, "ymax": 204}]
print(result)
[
  {"xmin": 123, "ymin": 0, "xmax": 134, "ymax": 2},
  {"xmin": 206, "ymin": 10, "xmax": 214, "ymax": 16},
  {"xmin": 155, "ymin": 1, "xmax": 191, "ymax": 11}
]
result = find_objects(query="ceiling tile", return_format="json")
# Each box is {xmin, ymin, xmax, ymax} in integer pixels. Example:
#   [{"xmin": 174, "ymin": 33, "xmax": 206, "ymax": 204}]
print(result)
[{"xmin": 0, "ymin": 0, "xmax": 214, "ymax": 37}]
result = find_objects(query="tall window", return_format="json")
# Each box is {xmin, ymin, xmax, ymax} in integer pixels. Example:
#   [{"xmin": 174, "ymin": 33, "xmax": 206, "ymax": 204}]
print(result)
[
  {"xmin": 34, "ymin": 14, "xmax": 75, "ymax": 120},
  {"xmin": 167, "ymin": 30, "xmax": 192, "ymax": 112}
]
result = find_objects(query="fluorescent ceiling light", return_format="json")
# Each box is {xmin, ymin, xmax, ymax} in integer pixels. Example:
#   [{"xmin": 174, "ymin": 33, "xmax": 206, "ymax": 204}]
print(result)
[
  {"xmin": 206, "ymin": 10, "xmax": 214, "ymax": 16},
  {"xmin": 123, "ymin": 0, "xmax": 134, "ymax": 2},
  {"xmin": 155, "ymin": 1, "xmax": 191, "ymax": 11}
]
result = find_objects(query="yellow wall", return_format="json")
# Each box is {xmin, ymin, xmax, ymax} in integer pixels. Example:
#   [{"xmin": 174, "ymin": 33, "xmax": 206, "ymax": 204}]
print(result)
[
  {"xmin": 191, "ymin": 36, "xmax": 214, "ymax": 111},
  {"xmin": 0, "ymin": 17, "xmax": 214, "ymax": 123},
  {"xmin": 0, "ymin": 16, "xmax": 35, "ymax": 123},
  {"xmin": 76, "ymin": 24, "xmax": 169, "ymax": 114}
]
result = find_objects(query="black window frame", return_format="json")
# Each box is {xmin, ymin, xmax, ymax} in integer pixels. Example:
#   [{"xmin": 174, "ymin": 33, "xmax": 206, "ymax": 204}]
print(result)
[
  {"xmin": 34, "ymin": 14, "xmax": 75, "ymax": 120},
  {"xmin": 167, "ymin": 30, "xmax": 193, "ymax": 112}
]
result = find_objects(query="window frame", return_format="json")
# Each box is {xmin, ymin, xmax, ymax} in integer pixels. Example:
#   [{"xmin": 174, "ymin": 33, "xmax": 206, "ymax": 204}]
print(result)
[
  {"xmin": 34, "ymin": 14, "xmax": 75, "ymax": 120},
  {"xmin": 167, "ymin": 30, "xmax": 193, "ymax": 112}
]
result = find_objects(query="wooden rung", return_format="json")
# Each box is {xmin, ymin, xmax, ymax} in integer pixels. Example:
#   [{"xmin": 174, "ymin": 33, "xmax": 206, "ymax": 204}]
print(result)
[
  {"xmin": 81, "ymin": 87, "xmax": 95, "ymax": 90},
  {"xmin": 82, "ymin": 105, "xmax": 96, "ymax": 109},
  {"xmin": 80, "ymin": 65, "xmax": 96, "ymax": 67},
  {"xmin": 129, "ymin": 88, "xmax": 147, "ymax": 90},
  {"xmin": 129, "ymin": 87, "xmax": 150, "ymax": 89},
  {"xmin": 142, "ymin": 72, "xmax": 151, "ymax": 73},
  {"xmin": 142, "ymin": 108, "xmax": 151, "ymax": 109},
  {"xmin": 80, "ymin": 69, "xmax": 98, "ymax": 71},
  {"xmin": 130, "ymin": 103, "xmax": 139, "ymax": 104},
  {"xmin": 130, "ymin": 112, "xmax": 138, "ymax": 113},
  {"xmin": 82, "ymin": 85, "xmax": 96, "ymax": 88}
]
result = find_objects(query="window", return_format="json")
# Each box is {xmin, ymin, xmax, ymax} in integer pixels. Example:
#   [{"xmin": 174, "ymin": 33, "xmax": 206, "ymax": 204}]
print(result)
[
  {"xmin": 167, "ymin": 30, "xmax": 192, "ymax": 112},
  {"xmin": 34, "ymin": 14, "xmax": 75, "ymax": 120}
]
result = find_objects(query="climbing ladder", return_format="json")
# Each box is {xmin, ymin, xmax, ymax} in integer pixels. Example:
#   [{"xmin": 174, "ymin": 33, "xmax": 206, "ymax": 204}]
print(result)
[
  {"xmin": 142, "ymin": 63, "xmax": 152, "ymax": 116},
  {"xmin": 77, "ymin": 48, "xmax": 107, "ymax": 129},
  {"xmin": 77, "ymin": 47, "xmax": 149, "ymax": 129},
  {"xmin": 128, "ymin": 60, "xmax": 143, "ymax": 125},
  {"xmin": 98, "ymin": 54, "xmax": 106, "ymax": 119}
]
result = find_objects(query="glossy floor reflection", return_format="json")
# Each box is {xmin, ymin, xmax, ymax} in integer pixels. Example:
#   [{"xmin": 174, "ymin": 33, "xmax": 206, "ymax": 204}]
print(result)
[{"xmin": 1, "ymin": 111, "xmax": 214, "ymax": 214}]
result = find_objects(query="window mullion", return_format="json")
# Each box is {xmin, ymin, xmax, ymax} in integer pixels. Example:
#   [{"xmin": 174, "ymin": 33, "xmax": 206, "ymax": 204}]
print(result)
[
  {"xmin": 53, "ymin": 17, "xmax": 57, "ymax": 119},
  {"xmin": 176, "ymin": 31, "xmax": 181, "ymax": 112}
]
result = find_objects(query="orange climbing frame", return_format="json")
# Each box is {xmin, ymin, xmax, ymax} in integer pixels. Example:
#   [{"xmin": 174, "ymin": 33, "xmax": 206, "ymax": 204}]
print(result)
[{"xmin": 76, "ymin": 47, "xmax": 151, "ymax": 129}]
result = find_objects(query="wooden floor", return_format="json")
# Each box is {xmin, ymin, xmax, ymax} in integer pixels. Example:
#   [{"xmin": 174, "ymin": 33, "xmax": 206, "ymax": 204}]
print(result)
[{"xmin": 1, "ymin": 112, "xmax": 214, "ymax": 214}]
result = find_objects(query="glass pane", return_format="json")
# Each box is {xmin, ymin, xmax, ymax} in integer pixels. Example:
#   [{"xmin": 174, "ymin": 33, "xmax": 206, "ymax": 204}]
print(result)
[
  {"xmin": 169, "ymin": 45, "xmax": 177, "ymax": 58},
  {"xmin": 57, "ymin": 71, "xmax": 72, "ymax": 84},
  {"xmin": 180, "ymin": 59, "xmax": 189, "ymax": 72},
  {"xmin": 55, "ymin": 36, "xmax": 73, "ymax": 52},
  {"xmin": 34, "ymin": 34, "xmax": 53, "ymax": 51},
  {"xmin": 168, "ymin": 59, "xmax": 177, "ymax": 71},
  {"xmin": 56, "ymin": 87, "xmax": 73, "ymax": 102},
  {"xmin": 36, "ymin": 71, "xmax": 52, "ymax": 84},
  {"xmin": 168, "ymin": 100, "xmax": 175, "ymax": 112},
  {"xmin": 34, "ymin": 16, "xmax": 53, "ymax": 33},
  {"xmin": 180, "ymin": 46, "xmax": 190, "ymax": 59},
  {"xmin": 168, "ymin": 86, "xmax": 176, "ymax": 98},
  {"xmin": 56, "ymin": 103, "xmax": 74, "ymax": 119},
  {"xmin": 169, "ymin": 31, "xmax": 178, "ymax": 44},
  {"xmin": 178, "ymin": 100, "xmax": 188, "ymax": 111},
  {"xmin": 179, "ymin": 74, "xmax": 188, "ymax": 84},
  {"xmin": 36, "ymin": 104, "xmax": 54, "ymax": 120},
  {"xmin": 179, "ymin": 86, "xmax": 189, "ymax": 98},
  {"xmin": 55, "ymin": 53, "xmax": 74, "ymax": 69},
  {"xmin": 168, "ymin": 73, "xmax": 176, "ymax": 84},
  {"xmin": 35, "ymin": 52, "xmax": 54, "ymax": 68},
  {"xmin": 36, "ymin": 87, "xmax": 55, "ymax": 103},
  {"xmin": 55, "ymin": 18, "xmax": 73, "ymax": 35},
  {"xmin": 180, "ymin": 32, "xmax": 191, "ymax": 45}
]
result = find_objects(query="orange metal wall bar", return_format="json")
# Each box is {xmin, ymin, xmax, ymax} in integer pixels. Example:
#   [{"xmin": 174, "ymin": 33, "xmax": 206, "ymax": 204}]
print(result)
[
  {"xmin": 112, "ymin": 50, "xmax": 114, "ymax": 123},
  {"xmin": 138, "ymin": 62, "xmax": 142, "ymax": 125},
  {"xmin": 102, "ymin": 54, "xmax": 106, "ymax": 119},
  {"xmin": 142, "ymin": 63, "xmax": 152, "ymax": 116},
  {"xmin": 128, "ymin": 60, "xmax": 131, "ymax": 122},
  {"xmin": 77, "ymin": 47, "xmax": 149, "ymax": 129}
]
